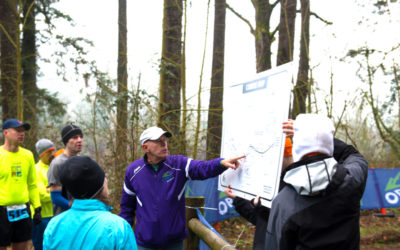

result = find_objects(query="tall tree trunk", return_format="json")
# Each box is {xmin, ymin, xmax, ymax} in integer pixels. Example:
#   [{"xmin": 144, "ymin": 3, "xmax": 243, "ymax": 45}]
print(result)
[
  {"xmin": 130, "ymin": 75, "xmax": 141, "ymax": 160},
  {"xmin": 193, "ymin": 0, "xmax": 211, "ymax": 159},
  {"xmin": 22, "ymin": 0, "xmax": 38, "ymax": 156},
  {"xmin": 254, "ymin": 0, "xmax": 273, "ymax": 72},
  {"xmin": 158, "ymin": 0, "xmax": 183, "ymax": 155},
  {"xmin": 180, "ymin": 0, "xmax": 187, "ymax": 156},
  {"xmin": 116, "ymin": 0, "xmax": 128, "ymax": 202},
  {"xmin": 276, "ymin": 0, "xmax": 297, "ymax": 66},
  {"xmin": 292, "ymin": 0, "xmax": 310, "ymax": 117},
  {"xmin": 206, "ymin": 0, "xmax": 226, "ymax": 160},
  {"xmin": 0, "ymin": 0, "xmax": 19, "ymax": 121}
]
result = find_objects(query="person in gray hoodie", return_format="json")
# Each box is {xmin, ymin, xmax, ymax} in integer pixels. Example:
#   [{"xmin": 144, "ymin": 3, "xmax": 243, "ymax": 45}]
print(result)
[{"xmin": 265, "ymin": 114, "xmax": 368, "ymax": 250}]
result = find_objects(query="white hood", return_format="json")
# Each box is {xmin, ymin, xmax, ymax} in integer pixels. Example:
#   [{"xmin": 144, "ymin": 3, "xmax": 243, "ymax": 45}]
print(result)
[{"xmin": 283, "ymin": 157, "xmax": 338, "ymax": 196}]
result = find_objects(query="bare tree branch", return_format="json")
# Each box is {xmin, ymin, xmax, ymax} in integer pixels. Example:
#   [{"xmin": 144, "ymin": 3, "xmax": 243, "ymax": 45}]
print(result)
[
  {"xmin": 271, "ymin": 24, "xmax": 279, "ymax": 39},
  {"xmin": 271, "ymin": 0, "xmax": 280, "ymax": 9},
  {"xmin": 310, "ymin": 11, "xmax": 332, "ymax": 25},
  {"xmin": 225, "ymin": 2, "xmax": 255, "ymax": 35}
]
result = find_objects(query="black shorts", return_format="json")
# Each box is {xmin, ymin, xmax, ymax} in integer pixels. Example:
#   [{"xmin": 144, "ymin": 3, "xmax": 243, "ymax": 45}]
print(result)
[{"xmin": 0, "ymin": 205, "xmax": 32, "ymax": 246}]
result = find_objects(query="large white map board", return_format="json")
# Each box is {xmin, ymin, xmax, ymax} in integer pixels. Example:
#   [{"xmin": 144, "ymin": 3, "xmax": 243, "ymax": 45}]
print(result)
[{"xmin": 218, "ymin": 63, "xmax": 293, "ymax": 208}]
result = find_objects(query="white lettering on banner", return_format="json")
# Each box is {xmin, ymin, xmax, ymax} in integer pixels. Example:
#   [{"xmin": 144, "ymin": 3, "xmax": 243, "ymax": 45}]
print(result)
[
  {"xmin": 218, "ymin": 197, "xmax": 234, "ymax": 215},
  {"xmin": 385, "ymin": 188, "xmax": 400, "ymax": 204},
  {"xmin": 226, "ymin": 197, "xmax": 234, "ymax": 208},
  {"xmin": 218, "ymin": 201, "xmax": 227, "ymax": 215}
]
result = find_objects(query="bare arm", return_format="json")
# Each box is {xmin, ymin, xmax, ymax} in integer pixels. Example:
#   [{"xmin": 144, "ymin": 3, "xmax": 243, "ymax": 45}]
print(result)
[{"xmin": 49, "ymin": 185, "xmax": 62, "ymax": 192}]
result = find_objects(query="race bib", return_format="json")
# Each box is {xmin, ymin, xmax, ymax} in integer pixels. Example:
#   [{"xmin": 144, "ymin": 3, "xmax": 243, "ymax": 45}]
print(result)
[{"xmin": 6, "ymin": 204, "xmax": 29, "ymax": 222}]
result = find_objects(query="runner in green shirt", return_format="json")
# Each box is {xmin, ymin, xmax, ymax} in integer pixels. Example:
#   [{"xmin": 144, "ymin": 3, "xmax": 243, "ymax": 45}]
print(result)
[
  {"xmin": 0, "ymin": 119, "xmax": 41, "ymax": 250},
  {"xmin": 31, "ymin": 139, "xmax": 56, "ymax": 250}
]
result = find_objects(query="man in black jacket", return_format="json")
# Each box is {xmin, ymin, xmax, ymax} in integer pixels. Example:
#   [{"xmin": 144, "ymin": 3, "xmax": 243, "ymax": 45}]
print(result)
[{"xmin": 265, "ymin": 114, "xmax": 368, "ymax": 250}]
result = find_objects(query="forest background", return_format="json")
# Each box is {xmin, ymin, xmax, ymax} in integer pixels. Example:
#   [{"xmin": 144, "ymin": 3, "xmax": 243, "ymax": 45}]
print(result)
[{"xmin": 1, "ymin": 1, "xmax": 400, "ymax": 245}]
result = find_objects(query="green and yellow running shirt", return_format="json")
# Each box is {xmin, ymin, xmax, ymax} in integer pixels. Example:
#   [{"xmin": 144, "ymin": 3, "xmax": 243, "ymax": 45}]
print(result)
[
  {"xmin": 30, "ymin": 160, "xmax": 53, "ymax": 218},
  {"xmin": 0, "ymin": 146, "xmax": 40, "ymax": 208}
]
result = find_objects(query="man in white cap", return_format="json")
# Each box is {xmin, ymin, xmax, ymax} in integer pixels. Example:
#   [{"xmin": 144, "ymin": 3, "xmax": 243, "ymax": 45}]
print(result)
[
  {"xmin": 120, "ymin": 126, "xmax": 244, "ymax": 249},
  {"xmin": 31, "ymin": 139, "xmax": 56, "ymax": 250},
  {"xmin": 265, "ymin": 114, "xmax": 368, "ymax": 249}
]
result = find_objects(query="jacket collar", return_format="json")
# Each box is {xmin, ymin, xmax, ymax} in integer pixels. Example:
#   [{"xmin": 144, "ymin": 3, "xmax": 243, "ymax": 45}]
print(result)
[
  {"xmin": 280, "ymin": 155, "xmax": 330, "ymax": 190},
  {"xmin": 280, "ymin": 155, "xmax": 346, "ymax": 196},
  {"xmin": 285, "ymin": 154, "xmax": 332, "ymax": 172},
  {"xmin": 143, "ymin": 154, "xmax": 165, "ymax": 165},
  {"xmin": 70, "ymin": 199, "xmax": 112, "ymax": 211}
]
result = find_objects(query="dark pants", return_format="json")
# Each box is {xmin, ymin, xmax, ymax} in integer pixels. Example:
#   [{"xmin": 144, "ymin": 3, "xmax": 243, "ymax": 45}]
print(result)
[{"xmin": 32, "ymin": 217, "xmax": 51, "ymax": 250}]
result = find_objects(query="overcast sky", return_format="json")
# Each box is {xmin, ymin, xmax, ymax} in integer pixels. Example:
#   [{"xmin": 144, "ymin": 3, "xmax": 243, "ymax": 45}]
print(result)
[{"xmin": 37, "ymin": 0, "xmax": 400, "ymax": 118}]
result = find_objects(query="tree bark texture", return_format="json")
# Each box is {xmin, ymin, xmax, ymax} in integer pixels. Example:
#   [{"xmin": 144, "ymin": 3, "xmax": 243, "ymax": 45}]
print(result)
[
  {"xmin": 206, "ymin": 0, "xmax": 226, "ymax": 160},
  {"xmin": 180, "ymin": 0, "xmax": 188, "ymax": 156},
  {"xmin": 277, "ymin": 0, "xmax": 297, "ymax": 66},
  {"xmin": 254, "ymin": 0, "xmax": 273, "ymax": 72},
  {"xmin": 158, "ymin": 0, "xmax": 183, "ymax": 155},
  {"xmin": 22, "ymin": 0, "xmax": 38, "ymax": 157},
  {"xmin": 116, "ymin": 0, "xmax": 128, "ymax": 203},
  {"xmin": 0, "ymin": 0, "xmax": 18, "ymax": 121},
  {"xmin": 292, "ymin": 0, "xmax": 310, "ymax": 118}
]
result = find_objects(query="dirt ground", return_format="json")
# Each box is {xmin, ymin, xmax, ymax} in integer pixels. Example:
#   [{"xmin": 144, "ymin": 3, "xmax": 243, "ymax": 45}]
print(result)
[
  {"xmin": 12, "ymin": 209, "xmax": 400, "ymax": 249},
  {"xmin": 217, "ymin": 209, "xmax": 400, "ymax": 249}
]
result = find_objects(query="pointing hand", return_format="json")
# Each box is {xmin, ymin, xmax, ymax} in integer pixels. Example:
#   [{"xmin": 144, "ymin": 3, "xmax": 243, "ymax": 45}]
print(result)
[{"xmin": 221, "ymin": 155, "xmax": 246, "ymax": 170}]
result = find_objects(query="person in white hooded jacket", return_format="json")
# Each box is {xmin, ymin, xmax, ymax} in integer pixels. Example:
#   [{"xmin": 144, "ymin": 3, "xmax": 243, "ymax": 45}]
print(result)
[{"xmin": 265, "ymin": 114, "xmax": 368, "ymax": 250}]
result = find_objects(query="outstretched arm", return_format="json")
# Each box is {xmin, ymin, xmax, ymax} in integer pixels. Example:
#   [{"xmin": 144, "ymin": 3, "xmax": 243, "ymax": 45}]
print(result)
[
  {"xmin": 220, "ymin": 155, "xmax": 246, "ymax": 170},
  {"xmin": 187, "ymin": 155, "xmax": 244, "ymax": 180}
]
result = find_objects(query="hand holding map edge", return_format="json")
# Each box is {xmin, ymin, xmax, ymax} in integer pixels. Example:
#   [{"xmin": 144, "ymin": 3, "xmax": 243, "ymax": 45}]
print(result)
[
  {"xmin": 282, "ymin": 119, "xmax": 294, "ymax": 139},
  {"xmin": 221, "ymin": 155, "xmax": 246, "ymax": 170},
  {"xmin": 224, "ymin": 184, "xmax": 236, "ymax": 199}
]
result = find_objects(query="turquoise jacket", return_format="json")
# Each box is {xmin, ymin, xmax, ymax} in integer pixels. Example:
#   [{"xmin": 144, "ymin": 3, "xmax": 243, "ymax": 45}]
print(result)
[{"xmin": 43, "ymin": 199, "xmax": 137, "ymax": 250}]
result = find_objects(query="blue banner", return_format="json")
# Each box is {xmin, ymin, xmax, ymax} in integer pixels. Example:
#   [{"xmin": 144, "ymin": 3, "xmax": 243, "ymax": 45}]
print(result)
[
  {"xmin": 361, "ymin": 168, "xmax": 400, "ymax": 209},
  {"xmin": 186, "ymin": 177, "xmax": 238, "ymax": 224},
  {"xmin": 187, "ymin": 168, "xmax": 400, "ymax": 224}
]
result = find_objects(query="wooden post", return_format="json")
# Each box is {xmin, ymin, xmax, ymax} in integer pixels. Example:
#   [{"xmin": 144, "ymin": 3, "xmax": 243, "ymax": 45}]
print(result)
[
  {"xmin": 185, "ymin": 197, "xmax": 204, "ymax": 250},
  {"xmin": 188, "ymin": 218, "xmax": 235, "ymax": 250}
]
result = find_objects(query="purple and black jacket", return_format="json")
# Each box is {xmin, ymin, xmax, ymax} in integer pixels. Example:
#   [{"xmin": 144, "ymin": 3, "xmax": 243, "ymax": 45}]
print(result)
[{"xmin": 119, "ymin": 154, "xmax": 226, "ymax": 248}]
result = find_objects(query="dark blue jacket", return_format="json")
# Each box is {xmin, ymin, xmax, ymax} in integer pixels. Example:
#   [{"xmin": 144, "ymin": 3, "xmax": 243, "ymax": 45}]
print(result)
[{"xmin": 120, "ymin": 155, "xmax": 225, "ymax": 248}]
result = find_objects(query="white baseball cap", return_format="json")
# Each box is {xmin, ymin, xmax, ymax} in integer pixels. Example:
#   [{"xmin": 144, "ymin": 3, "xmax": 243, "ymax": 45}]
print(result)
[{"xmin": 140, "ymin": 126, "xmax": 172, "ymax": 145}]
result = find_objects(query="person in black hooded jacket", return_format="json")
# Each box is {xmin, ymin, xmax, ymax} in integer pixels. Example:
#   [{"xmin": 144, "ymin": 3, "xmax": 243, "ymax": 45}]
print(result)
[{"xmin": 265, "ymin": 114, "xmax": 368, "ymax": 250}]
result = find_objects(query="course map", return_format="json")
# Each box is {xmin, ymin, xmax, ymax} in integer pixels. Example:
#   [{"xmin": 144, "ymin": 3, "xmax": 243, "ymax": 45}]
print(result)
[{"xmin": 218, "ymin": 63, "xmax": 293, "ymax": 208}]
